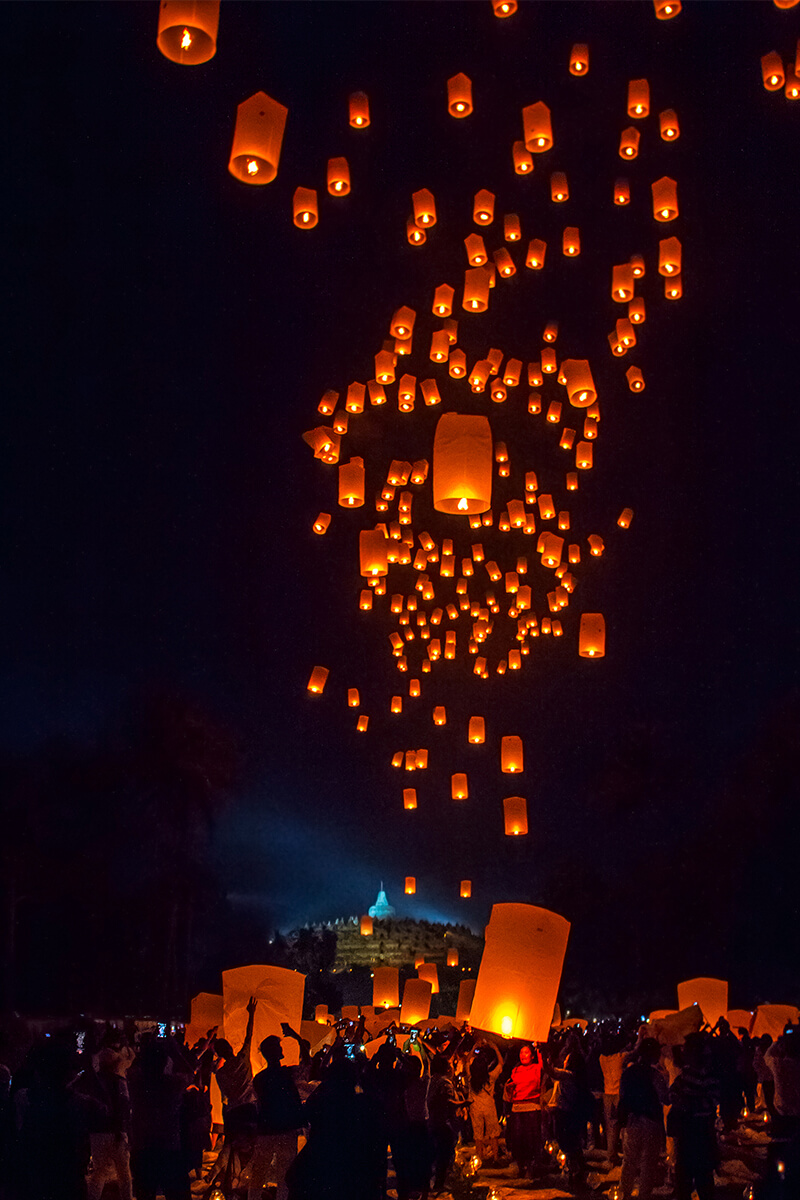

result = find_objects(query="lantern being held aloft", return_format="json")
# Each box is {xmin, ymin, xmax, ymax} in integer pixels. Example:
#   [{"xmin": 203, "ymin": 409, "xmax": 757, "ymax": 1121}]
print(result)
[
  {"xmin": 433, "ymin": 413, "xmax": 492, "ymax": 514},
  {"xmin": 228, "ymin": 91, "xmax": 289, "ymax": 184},
  {"xmin": 456, "ymin": 979, "xmax": 476, "ymax": 1021},
  {"xmin": 373, "ymin": 966, "xmax": 400, "ymax": 1009},
  {"xmin": 223, "ymin": 965, "xmax": 305, "ymax": 1074},
  {"xmin": 418, "ymin": 963, "xmax": 439, "ymax": 994},
  {"xmin": 157, "ymin": 0, "xmax": 219, "ymax": 64},
  {"xmin": 676, "ymin": 978, "xmax": 729, "ymax": 1027},
  {"xmin": 469, "ymin": 904, "xmax": 570, "ymax": 1042}
]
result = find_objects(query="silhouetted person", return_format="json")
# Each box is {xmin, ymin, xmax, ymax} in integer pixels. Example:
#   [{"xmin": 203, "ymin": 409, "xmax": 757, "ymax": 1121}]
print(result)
[
  {"xmin": 392, "ymin": 1054, "xmax": 431, "ymax": 1200},
  {"xmin": 127, "ymin": 1036, "xmax": 192, "ymax": 1200},
  {"xmin": 212, "ymin": 995, "xmax": 258, "ymax": 1137},
  {"xmin": 619, "ymin": 1036, "xmax": 667, "ymax": 1200},
  {"xmin": 76, "ymin": 1034, "xmax": 134, "ymax": 1200},
  {"xmin": 668, "ymin": 1032, "xmax": 719, "ymax": 1200},
  {"xmin": 426, "ymin": 1054, "xmax": 461, "ymax": 1195},
  {"xmin": 546, "ymin": 1044, "xmax": 591, "ymax": 1188},
  {"xmin": 249, "ymin": 1033, "xmax": 305, "ymax": 1200}
]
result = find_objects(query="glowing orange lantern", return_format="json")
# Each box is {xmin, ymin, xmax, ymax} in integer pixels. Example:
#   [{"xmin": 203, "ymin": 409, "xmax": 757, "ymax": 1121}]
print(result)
[
  {"xmin": 357, "ymin": 715, "xmax": 369, "ymax": 732},
  {"xmin": 614, "ymin": 178, "xmax": 630, "ymax": 205},
  {"xmin": 654, "ymin": 0, "xmax": 681, "ymax": 16},
  {"xmin": 293, "ymin": 187, "xmax": 318, "ymax": 228},
  {"xmin": 433, "ymin": 706, "xmax": 447, "ymax": 726},
  {"xmin": 618, "ymin": 507, "xmax": 634, "ymax": 528},
  {"xmin": 338, "ymin": 457, "xmax": 365, "ymax": 507},
  {"xmin": 222, "ymin": 966, "xmax": 305, "ymax": 1075},
  {"xmin": 403, "ymin": 788, "xmax": 417, "ymax": 810},
  {"xmin": 665, "ymin": 275, "xmax": 683, "ymax": 299},
  {"xmin": 588, "ymin": 535, "xmax": 604, "ymax": 557},
  {"xmin": 501, "ymin": 735, "xmax": 523, "ymax": 773},
  {"xmin": 373, "ymin": 966, "xmax": 400, "ymax": 1009},
  {"xmin": 512, "ymin": 140, "xmax": 534, "ymax": 174},
  {"xmin": 433, "ymin": 413, "xmax": 493, "ymax": 516},
  {"xmin": 468, "ymin": 717, "xmax": 485, "ymax": 744},
  {"xmin": 447, "ymin": 949, "xmax": 459, "ymax": 967},
  {"xmin": 652, "ymin": 177, "xmax": 678, "ymax": 221},
  {"xmin": 349, "ymin": 92, "xmax": 370, "ymax": 127},
  {"xmin": 421, "ymin": 379, "xmax": 442, "ymax": 405},
  {"xmin": 313, "ymin": 512, "xmax": 331, "ymax": 535},
  {"xmin": 523, "ymin": 102, "xmax": 553, "ymax": 152},
  {"xmin": 457, "ymin": 979, "xmax": 476, "ymax": 1021},
  {"xmin": 550, "ymin": 172, "xmax": 569, "ymax": 202},
  {"xmin": 628, "ymin": 297, "xmax": 646, "ymax": 324},
  {"xmin": 452, "ymin": 773, "xmax": 468, "ymax": 800},
  {"xmin": 526, "ymin": 239, "xmax": 547, "ymax": 269},
  {"xmin": 406, "ymin": 217, "xmax": 425, "ymax": 246},
  {"xmin": 432, "ymin": 284, "xmax": 454, "ymax": 316},
  {"xmin": 677, "ymin": 978, "xmax": 729, "ymax": 1027},
  {"xmin": 546, "ymin": 400, "xmax": 562, "ymax": 424},
  {"xmin": 460, "ymin": 880, "xmax": 472, "ymax": 899},
  {"xmin": 447, "ymin": 73, "xmax": 473, "ymax": 117},
  {"xmin": 619, "ymin": 127, "xmax": 640, "ymax": 159},
  {"xmin": 347, "ymin": 688, "xmax": 360, "ymax": 708},
  {"xmin": 228, "ymin": 91, "xmax": 289, "ymax": 184},
  {"xmin": 307, "ymin": 666, "xmax": 329, "ymax": 694},
  {"xmin": 576, "ymin": 441, "xmax": 593, "ymax": 470},
  {"xmin": 494, "ymin": 249, "xmax": 516, "ymax": 277},
  {"xmin": 660, "ymin": 109, "xmax": 680, "ymax": 140},
  {"xmin": 430, "ymin": 330, "xmax": 450, "ymax": 363},
  {"xmin": 628, "ymin": 78, "xmax": 650, "ymax": 117},
  {"xmin": 492, "ymin": 0, "xmax": 517, "ymax": 14},
  {"xmin": 562, "ymin": 227, "xmax": 580, "ymax": 256},
  {"xmin": 464, "ymin": 234, "xmax": 488, "ymax": 265},
  {"xmin": 659, "ymin": 236, "xmax": 682, "ymax": 275},
  {"xmin": 405, "ymin": 876, "xmax": 416, "ymax": 895},
  {"xmin": 616, "ymin": 318, "xmax": 636, "ymax": 347},
  {"xmin": 359, "ymin": 529, "xmax": 389, "ymax": 578},
  {"xmin": 327, "ymin": 157, "xmax": 350, "ymax": 195},
  {"xmin": 579, "ymin": 613, "xmax": 605, "ymax": 657},
  {"xmin": 502, "ymin": 797, "xmax": 528, "ymax": 836},
  {"xmin": 390, "ymin": 307, "xmax": 416, "ymax": 339},
  {"xmin": 158, "ymin": 0, "xmax": 219, "ymax": 64},
  {"xmin": 626, "ymin": 366, "xmax": 645, "ymax": 391},
  {"xmin": 462, "ymin": 268, "xmax": 490, "ymax": 313},
  {"xmin": 473, "ymin": 190, "xmax": 495, "ymax": 225},
  {"xmin": 561, "ymin": 359, "xmax": 597, "ymax": 407},
  {"xmin": 570, "ymin": 44, "xmax": 589, "ymax": 74},
  {"xmin": 786, "ymin": 68, "xmax": 800, "ymax": 99},
  {"xmin": 504, "ymin": 214, "xmax": 522, "ymax": 241},
  {"xmin": 360, "ymin": 915, "xmax": 373, "ymax": 936},
  {"xmin": 762, "ymin": 52, "xmax": 785, "ymax": 91},
  {"xmin": 401, "ymin": 978, "xmax": 432, "ymax": 1025},
  {"xmin": 412, "ymin": 188, "xmax": 437, "ymax": 227}
]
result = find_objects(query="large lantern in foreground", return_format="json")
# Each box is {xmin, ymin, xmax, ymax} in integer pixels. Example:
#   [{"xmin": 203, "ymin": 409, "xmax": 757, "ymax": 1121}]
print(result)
[
  {"xmin": 401, "ymin": 978, "xmax": 432, "ymax": 1025},
  {"xmin": 228, "ymin": 91, "xmax": 289, "ymax": 184},
  {"xmin": 470, "ymin": 903, "xmax": 570, "ymax": 1043},
  {"xmin": 433, "ymin": 413, "xmax": 492, "ymax": 514},
  {"xmin": 676, "ymin": 977, "xmax": 729, "ymax": 1027},
  {"xmin": 157, "ymin": 0, "xmax": 219, "ymax": 63},
  {"xmin": 223, "ymin": 964, "xmax": 305, "ymax": 1072}
]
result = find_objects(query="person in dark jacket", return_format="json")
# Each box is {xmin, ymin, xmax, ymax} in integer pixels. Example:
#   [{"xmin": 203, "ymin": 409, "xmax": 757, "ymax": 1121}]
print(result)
[
  {"xmin": 619, "ymin": 1037, "xmax": 667, "ymax": 1200},
  {"xmin": 668, "ymin": 1033, "xmax": 719, "ymax": 1200}
]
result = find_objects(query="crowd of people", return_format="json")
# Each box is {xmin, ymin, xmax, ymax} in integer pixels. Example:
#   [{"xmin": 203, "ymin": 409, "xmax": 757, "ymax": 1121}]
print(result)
[{"xmin": 0, "ymin": 1005, "xmax": 798, "ymax": 1199}]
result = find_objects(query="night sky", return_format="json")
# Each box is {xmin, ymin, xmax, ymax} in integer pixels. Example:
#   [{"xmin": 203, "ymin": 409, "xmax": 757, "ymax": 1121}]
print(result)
[{"xmin": 3, "ymin": 1, "xmax": 799, "ymax": 1011}]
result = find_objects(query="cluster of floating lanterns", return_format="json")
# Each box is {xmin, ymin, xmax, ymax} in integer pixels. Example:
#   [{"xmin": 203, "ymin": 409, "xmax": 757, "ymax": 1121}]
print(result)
[{"xmin": 155, "ymin": 0, "xmax": 696, "ymax": 900}]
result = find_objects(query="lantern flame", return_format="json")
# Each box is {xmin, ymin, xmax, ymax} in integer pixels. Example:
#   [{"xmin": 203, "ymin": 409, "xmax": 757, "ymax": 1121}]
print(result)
[
  {"xmin": 180, "ymin": 28, "xmax": 193, "ymax": 49},
  {"xmin": 501, "ymin": 1015, "xmax": 513, "ymax": 1036},
  {"xmin": 247, "ymin": 160, "xmax": 259, "ymax": 176},
  {"xmin": 458, "ymin": 498, "xmax": 468, "ymax": 511}
]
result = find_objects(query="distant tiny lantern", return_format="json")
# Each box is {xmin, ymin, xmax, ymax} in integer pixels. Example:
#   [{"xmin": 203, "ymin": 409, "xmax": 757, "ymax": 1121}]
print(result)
[
  {"xmin": 576, "ymin": 441, "xmax": 593, "ymax": 469},
  {"xmin": 761, "ymin": 52, "xmax": 785, "ymax": 91},
  {"xmin": 563, "ymin": 227, "xmax": 580, "ymax": 256},
  {"xmin": 327, "ymin": 157, "xmax": 350, "ymax": 195},
  {"xmin": 659, "ymin": 236, "xmax": 682, "ymax": 276},
  {"xmin": 307, "ymin": 666, "xmax": 329, "ymax": 694},
  {"xmin": 448, "ymin": 73, "xmax": 473, "ymax": 117},
  {"xmin": 460, "ymin": 880, "xmax": 472, "ymax": 898},
  {"xmin": 349, "ymin": 92, "xmax": 370, "ymax": 127},
  {"xmin": 660, "ymin": 109, "xmax": 680, "ymax": 140},
  {"xmin": 579, "ymin": 613, "xmax": 606, "ymax": 657},
  {"xmin": 628, "ymin": 78, "xmax": 650, "ymax": 117},
  {"xmin": 614, "ymin": 178, "xmax": 630, "ymax": 205},
  {"xmin": 492, "ymin": 0, "xmax": 517, "ymax": 15},
  {"xmin": 654, "ymin": 0, "xmax": 681, "ymax": 16},
  {"xmin": 665, "ymin": 275, "xmax": 683, "ymax": 299},
  {"xmin": 413, "ymin": 188, "xmax": 437, "ymax": 227},
  {"xmin": 405, "ymin": 876, "xmax": 416, "ymax": 895},
  {"xmin": 473, "ymin": 190, "xmax": 495, "ymax": 224},
  {"xmin": 494, "ymin": 248, "xmax": 516, "ymax": 277},
  {"xmin": 228, "ymin": 91, "xmax": 289, "ymax": 184},
  {"xmin": 157, "ymin": 0, "xmax": 220, "ymax": 64},
  {"xmin": 512, "ymin": 140, "xmax": 534, "ymax": 174},
  {"xmin": 652, "ymin": 177, "xmax": 678, "ymax": 221},
  {"xmin": 619, "ymin": 127, "xmax": 640, "ymax": 159},
  {"xmin": 501, "ymin": 735, "xmax": 524, "ymax": 773},
  {"xmin": 452, "ymin": 773, "xmax": 469, "ymax": 800},
  {"xmin": 403, "ymin": 788, "xmax": 417, "ymax": 810},
  {"xmin": 433, "ymin": 706, "xmax": 447, "ymax": 726},
  {"xmin": 523, "ymin": 102, "xmax": 553, "ymax": 151},
  {"xmin": 570, "ymin": 44, "xmax": 589, "ymax": 75},
  {"xmin": 360, "ymin": 915, "xmax": 373, "ymax": 936},
  {"xmin": 357, "ymin": 715, "xmax": 368, "ymax": 732},
  {"xmin": 786, "ymin": 68, "xmax": 800, "ymax": 99},
  {"xmin": 447, "ymin": 949, "xmax": 459, "ymax": 967},
  {"xmin": 629, "ymin": 296, "xmax": 646, "ymax": 324},
  {"xmin": 293, "ymin": 187, "xmax": 318, "ymax": 228},
  {"xmin": 630, "ymin": 253, "xmax": 645, "ymax": 278},
  {"xmin": 503, "ymin": 796, "xmax": 528, "ymax": 836}
]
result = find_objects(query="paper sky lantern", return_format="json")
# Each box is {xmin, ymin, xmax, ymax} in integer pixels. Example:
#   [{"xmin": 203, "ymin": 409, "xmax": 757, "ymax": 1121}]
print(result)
[
  {"xmin": 677, "ymin": 978, "xmax": 729, "ymax": 1027},
  {"xmin": 523, "ymin": 102, "xmax": 553, "ymax": 152},
  {"xmin": 526, "ymin": 239, "xmax": 546, "ymax": 269},
  {"xmin": 327, "ymin": 157, "xmax": 350, "ymax": 195},
  {"xmin": 659, "ymin": 236, "xmax": 682, "ymax": 275},
  {"xmin": 338, "ymin": 457, "xmax": 365, "ymax": 507},
  {"xmin": 292, "ymin": 187, "xmax": 318, "ymax": 229},
  {"xmin": 492, "ymin": 0, "xmax": 517, "ymax": 15},
  {"xmin": 462, "ymin": 267, "xmax": 490, "ymax": 312},
  {"xmin": 751, "ymin": 1004, "xmax": 800, "ymax": 1039},
  {"xmin": 403, "ymin": 788, "xmax": 417, "ymax": 810},
  {"xmin": 629, "ymin": 297, "xmax": 646, "ymax": 324},
  {"xmin": 579, "ymin": 613, "xmax": 605, "ymax": 657},
  {"xmin": 413, "ymin": 189, "xmax": 437, "ymax": 227},
  {"xmin": 501, "ymin": 735, "xmax": 524, "ymax": 773},
  {"xmin": 470, "ymin": 904, "xmax": 570, "ymax": 1041},
  {"xmin": 612, "ymin": 263, "xmax": 635, "ymax": 301},
  {"xmin": 307, "ymin": 666, "xmax": 329, "ymax": 693},
  {"xmin": 405, "ymin": 876, "xmax": 416, "ymax": 894},
  {"xmin": 373, "ymin": 966, "xmax": 400, "ymax": 1009},
  {"xmin": 654, "ymin": 0, "xmax": 681, "ymax": 16},
  {"xmin": 503, "ymin": 796, "xmax": 527, "ymax": 835},
  {"xmin": 626, "ymin": 366, "xmax": 645, "ymax": 391},
  {"xmin": 360, "ymin": 529, "xmax": 389, "ymax": 577},
  {"xmin": 504, "ymin": 213, "xmax": 522, "ymax": 241},
  {"xmin": 576, "ymin": 441, "xmax": 593, "ymax": 469},
  {"xmin": 618, "ymin": 507, "xmax": 634, "ymax": 528},
  {"xmin": 390, "ymin": 306, "xmax": 416, "ymax": 338},
  {"xmin": 186, "ymin": 991, "xmax": 223, "ymax": 1050},
  {"xmin": 614, "ymin": 178, "xmax": 631, "ymax": 205},
  {"xmin": 786, "ymin": 68, "xmax": 800, "ymax": 99},
  {"xmin": 665, "ymin": 275, "xmax": 683, "ymax": 299},
  {"xmin": 652, "ymin": 177, "xmax": 679, "ymax": 221},
  {"xmin": 762, "ymin": 52, "xmax": 785, "ymax": 91},
  {"xmin": 357, "ymin": 715, "xmax": 369, "ymax": 732},
  {"xmin": 349, "ymin": 92, "xmax": 370, "ymax": 127},
  {"xmin": 456, "ymin": 978, "xmax": 476, "ymax": 1021},
  {"xmin": 473, "ymin": 189, "xmax": 495, "ymax": 225},
  {"xmin": 313, "ymin": 513, "xmax": 331, "ymax": 535},
  {"xmin": 228, "ymin": 91, "xmax": 288, "ymax": 184},
  {"xmin": 660, "ymin": 109, "xmax": 680, "ymax": 140},
  {"xmin": 550, "ymin": 172, "xmax": 569, "ymax": 202},
  {"xmin": 401, "ymin": 978, "xmax": 432, "ymax": 1024},
  {"xmin": 627, "ymin": 78, "xmax": 650, "ymax": 118},
  {"xmin": 561, "ymin": 359, "xmax": 597, "ymax": 407},
  {"xmin": 460, "ymin": 880, "xmax": 473, "ymax": 899},
  {"xmin": 726, "ymin": 1009, "xmax": 754, "ymax": 1033},
  {"xmin": 562, "ymin": 227, "xmax": 581, "ymax": 256},
  {"xmin": 360, "ymin": 915, "xmax": 374, "ymax": 935},
  {"xmin": 418, "ymin": 963, "xmax": 439, "ymax": 994},
  {"xmin": 347, "ymin": 688, "xmax": 360, "ymax": 708},
  {"xmin": 433, "ymin": 413, "xmax": 492, "ymax": 514},
  {"xmin": 452, "ymin": 773, "xmax": 468, "ymax": 799},
  {"xmin": 432, "ymin": 284, "xmax": 454, "ymax": 316},
  {"xmin": 157, "ymin": 0, "xmax": 219, "ymax": 64},
  {"xmin": 494, "ymin": 248, "xmax": 516, "ymax": 277},
  {"xmin": 406, "ymin": 217, "xmax": 425, "ymax": 245},
  {"xmin": 223, "ymin": 964, "xmax": 305, "ymax": 1073},
  {"xmin": 447, "ymin": 949, "xmax": 459, "ymax": 967},
  {"xmin": 448, "ymin": 73, "xmax": 473, "ymax": 117},
  {"xmin": 570, "ymin": 44, "xmax": 589, "ymax": 75},
  {"xmin": 464, "ymin": 234, "xmax": 488, "ymax": 265},
  {"xmin": 314, "ymin": 1005, "xmax": 329, "ymax": 1024},
  {"xmin": 512, "ymin": 140, "xmax": 534, "ymax": 174},
  {"xmin": 619, "ymin": 127, "xmax": 640, "ymax": 159}
]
